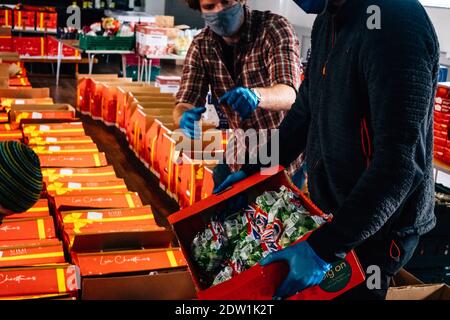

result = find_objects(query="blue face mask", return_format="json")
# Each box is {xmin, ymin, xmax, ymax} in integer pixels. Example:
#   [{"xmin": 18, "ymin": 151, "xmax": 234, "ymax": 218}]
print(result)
[
  {"xmin": 293, "ymin": 0, "xmax": 329, "ymax": 14},
  {"xmin": 202, "ymin": 3, "xmax": 244, "ymax": 37}
]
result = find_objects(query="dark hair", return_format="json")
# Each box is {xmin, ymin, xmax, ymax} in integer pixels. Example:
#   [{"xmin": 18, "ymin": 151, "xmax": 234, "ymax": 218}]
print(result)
[{"xmin": 184, "ymin": 0, "xmax": 245, "ymax": 11}]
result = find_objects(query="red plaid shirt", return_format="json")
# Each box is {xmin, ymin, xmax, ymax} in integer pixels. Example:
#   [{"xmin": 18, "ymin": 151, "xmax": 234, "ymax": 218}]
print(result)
[{"xmin": 176, "ymin": 6, "xmax": 303, "ymax": 175}]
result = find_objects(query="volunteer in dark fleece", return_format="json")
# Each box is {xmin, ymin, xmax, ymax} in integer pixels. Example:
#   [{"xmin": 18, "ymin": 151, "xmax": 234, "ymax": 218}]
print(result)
[
  {"xmin": 214, "ymin": 0, "xmax": 439, "ymax": 300},
  {"xmin": 0, "ymin": 141, "xmax": 43, "ymax": 220}
]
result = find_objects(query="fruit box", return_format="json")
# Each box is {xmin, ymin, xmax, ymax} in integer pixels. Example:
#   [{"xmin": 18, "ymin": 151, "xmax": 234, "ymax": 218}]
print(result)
[
  {"xmin": 168, "ymin": 167, "xmax": 365, "ymax": 300},
  {"xmin": 0, "ymin": 264, "xmax": 80, "ymax": 297}
]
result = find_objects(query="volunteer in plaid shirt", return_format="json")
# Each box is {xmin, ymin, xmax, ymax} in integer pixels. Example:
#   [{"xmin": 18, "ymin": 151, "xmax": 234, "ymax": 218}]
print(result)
[{"xmin": 174, "ymin": 0, "xmax": 305, "ymax": 188}]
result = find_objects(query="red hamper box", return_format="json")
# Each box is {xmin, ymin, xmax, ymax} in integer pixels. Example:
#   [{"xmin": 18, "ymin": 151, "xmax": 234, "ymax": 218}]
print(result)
[{"xmin": 168, "ymin": 166, "xmax": 365, "ymax": 300}]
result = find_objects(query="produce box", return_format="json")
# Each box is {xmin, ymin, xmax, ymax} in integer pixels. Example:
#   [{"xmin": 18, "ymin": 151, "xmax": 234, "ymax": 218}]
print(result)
[
  {"xmin": 168, "ymin": 167, "xmax": 365, "ymax": 300},
  {"xmin": 3, "ymin": 199, "xmax": 50, "ymax": 220},
  {"xmin": 0, "ymin": 239, "xmax": 65, "ymax": 268},
  {"xmin": 41, "ymin": 166, "xmax": 117, "ymax": 183},
  {"xmin": 38, "ymin": 152, "xmax": 108, "ymax": 168},
  {"xmin": 78, "ymin": 34, "xmax": 135, "ymax": 51},
  {"xmin": 0, "ymin": 216, "xmax": 56, "ymax": 241},
  {"xmin": 0, "ymin": 264, "xmax": 80, "ymax": 297}
]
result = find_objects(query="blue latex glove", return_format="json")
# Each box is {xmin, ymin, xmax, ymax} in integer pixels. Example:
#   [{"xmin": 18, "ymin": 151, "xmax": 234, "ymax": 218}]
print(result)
[
  {"xmin": 260, "ymin": 241, "xmax": 332, "ymax": 300},
  {"xmin": 179, "ymin": 106, "xmax": 206, "ymax": 140},
  {"xmin": 213, "ymin": 170, "xmax": 247, "ymax": 194},
  {"xmin": 220, "ymin": 87, "xmax": 259, "ymax": 120}
]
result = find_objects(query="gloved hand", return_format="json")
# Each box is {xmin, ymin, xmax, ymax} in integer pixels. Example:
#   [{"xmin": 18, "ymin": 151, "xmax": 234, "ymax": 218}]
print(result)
[
  {"xmin": 179, "ymin": 106, "xmax": 206, "ymax": 140},
  {"xmin": 213, "ymin": 170, "xmax": 247, "ymax": 194},
  {"xmin": 260, "ymin": 241, "xmax": 332, "ymax": 300},
  {"xmin": 220, "ymin": 87, "xmax": 259, "ymax": 120}
]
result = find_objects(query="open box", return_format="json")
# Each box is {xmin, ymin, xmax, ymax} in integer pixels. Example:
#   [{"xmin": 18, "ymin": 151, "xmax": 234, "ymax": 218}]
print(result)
[
  {"xmin": 88, "ymin": 79, "xmax": 133, "ymax": 119},
  {"xmin": 145, "ymin": 119, "xmax": 175, "ymax": 174},
  {"xmin": 168, "ymin": 166, "xmax": 365, "ymax": 300},
  {"xmin": 77, "ymin": 75, "xmax": 118, "ymax": 113}
]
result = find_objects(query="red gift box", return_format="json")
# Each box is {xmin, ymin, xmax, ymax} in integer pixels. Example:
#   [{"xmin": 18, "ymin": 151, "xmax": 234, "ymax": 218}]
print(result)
[
  {"xmin": 0, "ymin": 264, "xmax": 80, "ymax": 297},
  {"xmin": 0, "ymin": 35, "xmax": 12, "ymax": 52},
  {"xmin": 0, "ymin": 240, "xmax": 65, "ymax": 268},
  {"xmin": 23, "ymin": 122, "xmax": 85, "ymax": 138},
  {"xmin": 13, "ymin": 37, "xmax": 45, "ymax": 57},
  {"xmin": 28, "ymin": 135, "xmax": 93, "ymax": 146},
  {"xmin": 4, "ymin": 199, "xmax": 50, "ymax": 220},
  {"xmin": 0, "ymin": 9, "xmax": 12, "ymax": 27},
  {"xmin": 168, "ymin": 167, "xmax": 365, "ymax": 300},
  {"xmin": 46, "ymin": 179, "xmax": 128, "ymax": 197},
  {"xmin": 434, "ymin": 130, "xmax": 448, "ymax": 140},
  {"xmin": 13, "ymin": 10, "xmax": 36, "ymax": 31},
  {"xmin": 38, "ymin": 153, "xmax": 108, "ymax": 168},
  {"xmin": 72, "ymin": 248, "xmax": 186, "ymax": 277},
  {"xmin": 0, "ymin": 217, "xmax": 56, "ymax": 241},
  {"xmin": 52, "ymin": 192, "xmax": 143, "ymax": 212},
  {"xmin": 0, "ymin": 130, "xmax": 22, "ymax": 141},
  {"xmin": 47, "ymin": 36, "xmax": 80, "ymax": 57},
  {"xmin": 41, "ymin": 166, "xmax": 117, "ymax": 183},
  {"xmin": 31, "ymin": 143, "xmax": 99, "ymax": 155}
]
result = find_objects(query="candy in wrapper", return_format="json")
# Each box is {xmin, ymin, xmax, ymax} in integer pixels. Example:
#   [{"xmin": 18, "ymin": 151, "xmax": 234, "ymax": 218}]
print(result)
[{"xmin": 212, "ymin": 266, "xmax": 234, "ymax": 286}]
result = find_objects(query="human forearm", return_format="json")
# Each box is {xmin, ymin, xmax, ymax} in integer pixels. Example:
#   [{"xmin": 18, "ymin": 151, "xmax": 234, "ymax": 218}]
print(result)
[{"xmin": 256, "ymin": 84, "xmax": 297, "ymax": 111}]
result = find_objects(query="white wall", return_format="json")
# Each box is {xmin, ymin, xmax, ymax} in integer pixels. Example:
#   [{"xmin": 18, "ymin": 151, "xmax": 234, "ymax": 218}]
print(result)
[
  {"xmin": 145, "ymin": 0, "xmax": 166, "ymax": 15},
  {"xmin": 247, "ymin": 0, "xmax": 450, "ymax": 65}
]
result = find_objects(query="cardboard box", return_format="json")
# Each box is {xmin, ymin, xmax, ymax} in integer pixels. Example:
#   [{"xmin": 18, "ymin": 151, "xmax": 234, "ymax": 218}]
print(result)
[
  {"xmin": 52, "ymin": 192, "xmax": 143, "ymax": 212},
  {"xmin": 115, "ymin": 86, "xmax": 161, "ymax": 130},
  {"xmin": 0, "ymin": 216, "xmax": 56, "ymax": 241},
  {"xmin": 4, "ymin": 199, "xmax": 50, "ymax": 220},
  {"xmin": 41, "ymin": 166, "xmax": 117, "ymax": 183},
  {"xmin": 73, "ymin": 248, "xmax": 186, "ymax": 276},
  {"xmin": 387, "ymin": 284, "xmax": 450, "ymax": 300},
  {"xmin": 0, "ymin": 264, "xmax": 80, "ymax": 297},
  {"xmin": 81, "ymin": 269, "xmax": 196, "ymax": 300},
  {"xmin": 155, "ymin": 16, "xmax": 175, "ymax": 28},
  {"xmin": 0, "ymin": 88, "xmax": 49, "ymax": 99},
  {"xmin": 23, "ymin": 124, "xmax": 87, "ymax": 139},
  {"xmin": 201, "ymin": 165, "xmax": 215, "ymax": 200},
  {"xmin": 168, "ymin": 167, "xmax": 365, "ymax": 300},
  {"xmin": 9, "ymin": 77, "xmax": 31, "ymax": 88},
  {"xmin": 155, "ymin": 76, "xmax": 181, "ymax": 94},
  {"xmin": 38, "ymin": 153, "xmax": 108, "ymax": 168},
  {"xmin": 136, "ymin": 26, "xmax": 181, "ymax": 56},
  {"xmin": 28, "ymin": 135, "xmax": 94, "ymax": 146},
  {"xmin": 13, "ymin": 10, "xmax": 36, "ymax": 31},
  {"xmin": 150, "ymin": 122, "xmax": 175, "ymax": 177},
  {"xmin": 0, "ymin": 111, "xmax": 7, "ymax": 123},
  {"xmin": 89, "ymin": 79, "xmax": 133, "ymax": 119},
  {"xmin": 0, "ymin": 97, "xmax": 53, "ymax": 111},
  {"xmin": 46, "ymin": 179, "xmax": 128, "ymax": 197},
  {"xmin": 0, "ymin": 240, "xmax": 65, "ymax": 268},
  {"xmin": 47, "ymin": 36, "xmax": 79, "ymax": 58},
  {"xmin": 9, "ymin": 104, "xmax": 76, "ymax": 128}
]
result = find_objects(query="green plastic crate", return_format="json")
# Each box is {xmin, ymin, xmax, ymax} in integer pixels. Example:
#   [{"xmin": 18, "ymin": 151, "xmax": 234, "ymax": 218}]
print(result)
[{"xmin": 79, "ymin": 34, "xmax": 135, "ymax": 51}]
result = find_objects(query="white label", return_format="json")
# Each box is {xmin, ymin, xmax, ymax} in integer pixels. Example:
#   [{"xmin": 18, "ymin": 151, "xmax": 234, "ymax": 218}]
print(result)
[
  {"xmin": 160, "ymin": 85, "xmax": 180, "ymax": 94},
  {"xmin": 144, "ymin": 35, "xmax": 168, "ymax": 47},
  {"xmin": 71, "ymin": 122, "xmax": 82, "ymax": 126},
  {"xmin": 49, "ymin": 146, "xmax": 61, "ymax": 152},
  {"xmin": 0, "ymin": 251, "xmax": 3, "ymax": 258},
  {"xmin": 60, "ymin": 169, "xmax": 73, "ymax": 175},
  {"xmin": 68, "ymin": 182, "xmax": 82, "ymax": 189},
  {"xmin": 32, "ymin": 112, "xmax": 43, "ymax": 119},
  {"xmin": 15, "ymin": 100, "xmax": 25, "ymax": 105},
  {"xmin": 39, "ymin": 125, "xmax": 50, "ymax": 132},
  {"xmin": 46, "ymin": 137, "xmax": 57, "ymax": 143},
  {"xmin": 436, "ymin": 171, "xmax": 450, "ymax": 189},
  {"xmin": 435, "ymin": 104, "xmax": 442, "ymax": 112},
  {"xmin": 87, "ymin": 212, "xmax": 103, "ymax": 220},
  {"xmin": 436, "ymin": 97, "xmax": 443, "ymax": 104}
]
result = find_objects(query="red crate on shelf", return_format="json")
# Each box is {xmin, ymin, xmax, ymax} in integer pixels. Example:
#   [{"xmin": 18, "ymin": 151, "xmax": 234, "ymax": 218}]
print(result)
[
  {"xmin": 46, "ymin": 36, "xmax": 80, "ymax": 58},
  {"xmin": 168, "ymin": 167, "xmax": 365, "ymax": 300},
  {"xmin": 0, "ymin": 8, "xmax": 12, "ymax": 27},
  {"xmin": 13, "ymin": 10, "xmax": 36, "ymax": 31},
  {"xmin": 36, "ymin": 11, "xmax": 57, "ymax": 33}
]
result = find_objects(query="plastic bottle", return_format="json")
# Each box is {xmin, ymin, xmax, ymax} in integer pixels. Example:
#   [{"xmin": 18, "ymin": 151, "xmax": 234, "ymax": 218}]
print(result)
[{"xmin": 201, "ymin": 88, "xmax": 220, "ymax": 129}]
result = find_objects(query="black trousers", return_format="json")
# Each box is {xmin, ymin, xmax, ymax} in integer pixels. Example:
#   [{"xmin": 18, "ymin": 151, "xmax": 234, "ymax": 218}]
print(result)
[{"xmin": 336, "ymin": 233, "xmax": 420, "ymax": 300}]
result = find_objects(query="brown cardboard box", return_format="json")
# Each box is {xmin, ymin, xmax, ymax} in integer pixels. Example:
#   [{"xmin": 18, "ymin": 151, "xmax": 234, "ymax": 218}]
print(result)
[
  {"xmin": 155, "ymin": 16, "xmax": 175, "ymax": 28},
  {"xmin": 387, "ymin": 268, "xmax": 450, "ymax": 300},
  {"xmin": 81, "ymin": 269, "xmax": 197, "ymax": 300}
]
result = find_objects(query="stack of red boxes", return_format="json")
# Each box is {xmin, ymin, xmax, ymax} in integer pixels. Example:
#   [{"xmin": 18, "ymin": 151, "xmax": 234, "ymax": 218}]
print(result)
[
  {"xmin": 434, "ymin": 83, "xmax": 450, "ymax": 163},
  {"xmin": 13, "ymin": 9, "xmax": 35, "ymax": 31},
  {"xmin": 0, "ymin": 7, "xmax": 12, "ymax": 28}
]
